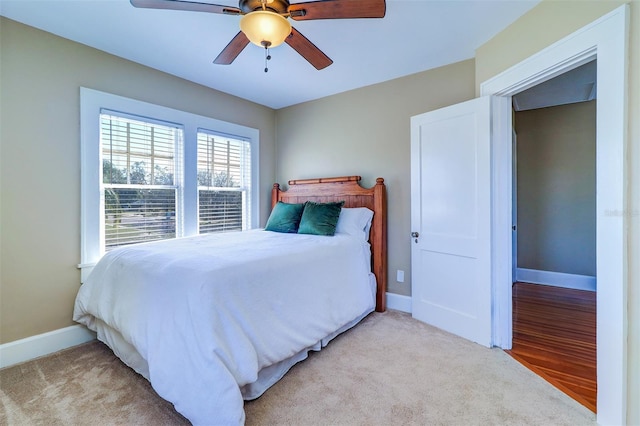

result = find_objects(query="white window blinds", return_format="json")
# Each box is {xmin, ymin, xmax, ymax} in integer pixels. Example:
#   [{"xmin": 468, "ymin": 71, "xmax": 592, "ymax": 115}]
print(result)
[
  {"xmin": 101, "ymin": 112, "xmax": 182, "ymax": 250},
  {"xmin": 197, "ymin": 131, "xmax": 251, "ymax": 233}
]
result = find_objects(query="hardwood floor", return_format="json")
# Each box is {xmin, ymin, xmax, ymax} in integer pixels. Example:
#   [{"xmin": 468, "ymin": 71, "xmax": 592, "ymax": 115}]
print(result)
[{"xmin": 505, "ymin": 282, "xmax": 596, "ymax": 413}]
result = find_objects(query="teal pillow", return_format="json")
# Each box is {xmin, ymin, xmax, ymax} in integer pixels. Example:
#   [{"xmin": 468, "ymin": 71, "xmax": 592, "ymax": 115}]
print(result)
[
  {"xmin": 298, "ymin": 201, "xmax": 345, "ymax": 236},
  {"xmin": 265, "ymin": 202, "xmax": 305, "ymax": 233}
]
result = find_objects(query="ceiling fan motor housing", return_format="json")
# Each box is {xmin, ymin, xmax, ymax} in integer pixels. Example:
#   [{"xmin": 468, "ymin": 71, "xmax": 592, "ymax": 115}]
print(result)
[{"xmin": 239, "ymin": 0, "xmax": 290, "ymax": 14}]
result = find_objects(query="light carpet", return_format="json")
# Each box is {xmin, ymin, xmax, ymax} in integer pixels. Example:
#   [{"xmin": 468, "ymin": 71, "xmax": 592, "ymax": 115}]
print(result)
[{"xmin": 0, "ymin": 310, "xmax": 596, "ymax": 425}]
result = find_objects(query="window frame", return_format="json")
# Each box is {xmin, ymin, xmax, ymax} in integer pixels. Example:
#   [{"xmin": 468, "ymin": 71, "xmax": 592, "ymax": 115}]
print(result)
[
  {"xmin": 196, "ymin": 129, "xmax": 253, "ymax": 234},
  {"xmin": 80, "ymin": 87, "xmax": 260, "ymax": 281},
  {"xmin": 100, "ymin": 110, "xmax": 184, "ymax": 250}
]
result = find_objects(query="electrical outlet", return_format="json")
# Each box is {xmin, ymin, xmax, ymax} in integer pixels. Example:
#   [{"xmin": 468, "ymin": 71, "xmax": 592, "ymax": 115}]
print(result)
[{"xmin": 396, "ymin": 270, "xmax": 404, "ymax": 283}]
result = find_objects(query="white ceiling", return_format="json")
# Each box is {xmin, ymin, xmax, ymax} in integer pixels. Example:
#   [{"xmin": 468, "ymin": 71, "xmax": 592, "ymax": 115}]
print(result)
[
  {"xmin": 0, "ymin": 0, "xmax": 540, "ymax": 109},
  {"xmin": 513, "ymin": 60, "xmax": 597, "ymax": 111}
]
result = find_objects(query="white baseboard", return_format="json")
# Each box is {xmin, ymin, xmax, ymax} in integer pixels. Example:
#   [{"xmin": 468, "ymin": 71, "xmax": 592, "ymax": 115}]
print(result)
[
  {"xmin": 516, "ymin": 268, "xmax": 596, "ymax": 292},
  {"xmin": 0, "ymin": 325, "xmax": 96, "ymax": 369},
  {"xmin": 386, "ymin": 292, "xmax": 412, "ymax": 313}
]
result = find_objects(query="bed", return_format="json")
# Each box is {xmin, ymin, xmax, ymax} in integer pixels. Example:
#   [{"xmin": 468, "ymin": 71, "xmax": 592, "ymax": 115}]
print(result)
[{"xmin": 73, "ymin": 175, "xmax": 387, "ymax": 425}]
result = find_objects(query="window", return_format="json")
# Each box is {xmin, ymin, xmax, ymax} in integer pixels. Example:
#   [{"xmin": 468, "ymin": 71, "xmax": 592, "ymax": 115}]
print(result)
[
  {"xmin": 197, "ymin": 131, "xmax": 251, "ymax": 233},
  {"xmin": 80, "ymin": 88, "xmax": 259, "ymax": 281},
  {"xmin": 101, "ymin": 112, "xmax": 182, "ymax": 250}
]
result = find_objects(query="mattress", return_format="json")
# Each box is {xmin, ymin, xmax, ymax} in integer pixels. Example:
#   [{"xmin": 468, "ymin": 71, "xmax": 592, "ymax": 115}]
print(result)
[{"xmin": 74, "ymin": 229, "xmax": 375, "ymax": 424}]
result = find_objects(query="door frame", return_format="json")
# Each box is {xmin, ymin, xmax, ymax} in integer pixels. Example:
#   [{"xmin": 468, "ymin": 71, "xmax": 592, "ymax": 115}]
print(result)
[
  {"xmin": 511, "ymin": 130, "xmax": 517, "ymax": 282},
  {"xmin": 480, "ymin": 5, "xmax": 629, "ymax": 424}
]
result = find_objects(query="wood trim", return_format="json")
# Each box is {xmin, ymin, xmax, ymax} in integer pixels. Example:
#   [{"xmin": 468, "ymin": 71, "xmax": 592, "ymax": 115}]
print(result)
[
  {"xmin": 271, "ymin": 176, "xmax": 387, "ymax": 312},
  {"xmin": 288, "ymin": 176, "xmax": 361, "ymax": 185}
]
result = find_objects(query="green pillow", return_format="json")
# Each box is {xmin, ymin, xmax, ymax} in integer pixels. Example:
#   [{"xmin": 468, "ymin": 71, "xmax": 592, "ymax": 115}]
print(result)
[
  {"xmin": 298, "ymin": 201, "xmax": 345, "ymax": 236},
  {"xmin": 265, "ymin": 202, "xmax": 305, "ymax": 233}
]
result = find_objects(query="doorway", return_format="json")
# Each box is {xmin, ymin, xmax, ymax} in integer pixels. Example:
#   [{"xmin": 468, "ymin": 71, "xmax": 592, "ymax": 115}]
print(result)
[
  {"xmin": 481, "ymin": 5, "xmax": 628, "ymax": 424},
  {"xmin": 508, "ymin": 62, "xmax": 597, "ymax": 411},
  {"xmin": 512, "ymin": 61, "xmax": 597, "ymax": 294}
]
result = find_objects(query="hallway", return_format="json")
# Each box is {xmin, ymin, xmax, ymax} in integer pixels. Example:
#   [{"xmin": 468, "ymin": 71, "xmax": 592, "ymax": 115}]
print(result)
[{"xmin": 506, "ymin": 282, "xmax": 596, "ymax": 412}]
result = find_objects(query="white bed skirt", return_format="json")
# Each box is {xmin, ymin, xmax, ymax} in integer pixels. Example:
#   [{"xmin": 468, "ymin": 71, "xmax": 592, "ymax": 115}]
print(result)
[{"xmin": 93, "ymin": 272, "xmax": 376, "ymax": 402}]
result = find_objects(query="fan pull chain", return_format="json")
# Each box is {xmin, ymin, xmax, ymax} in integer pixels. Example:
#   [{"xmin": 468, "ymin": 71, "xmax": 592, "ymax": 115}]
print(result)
[{"xmin": 264, "ymin": 45, "xmax": 272, "ymax": 73}]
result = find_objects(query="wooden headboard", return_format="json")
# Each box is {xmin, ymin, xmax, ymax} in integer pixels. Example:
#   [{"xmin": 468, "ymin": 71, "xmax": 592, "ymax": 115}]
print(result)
[{"xmin": 271, "ymin": 176, "xmax": 387, "ymax": 312}]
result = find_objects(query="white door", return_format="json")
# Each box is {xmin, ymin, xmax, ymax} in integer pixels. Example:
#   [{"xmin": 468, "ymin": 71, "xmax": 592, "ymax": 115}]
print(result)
[{"xmin": 410, "ymin": 97, "xmax": 492, "ymax": 347}]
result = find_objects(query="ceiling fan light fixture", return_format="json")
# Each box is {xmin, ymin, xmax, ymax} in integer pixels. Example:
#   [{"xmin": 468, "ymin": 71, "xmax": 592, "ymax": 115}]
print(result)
[{"xmin": 240, "ymin": 10, "xmax": 291, "ymax": 48}]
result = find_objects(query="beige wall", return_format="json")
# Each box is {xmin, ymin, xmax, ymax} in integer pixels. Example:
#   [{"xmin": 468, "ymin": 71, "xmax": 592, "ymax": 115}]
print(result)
[
  {"xmin": 0, "ymin": 17, "xmax": 277, "ymax": 344},
  {"xmin": 475, "ymin": 1, "xmax": 639, "ymax": 423},
  {"xmin": 475, "ymin": 0, "xmax": 631, "ymax": 96},
  {"xmin": 515, "ymin": 101, "xmax": 596, "ymax": 276},
  {"xmin": 275, "ymin": 60, "xmax": 476, "ymax": 296}
]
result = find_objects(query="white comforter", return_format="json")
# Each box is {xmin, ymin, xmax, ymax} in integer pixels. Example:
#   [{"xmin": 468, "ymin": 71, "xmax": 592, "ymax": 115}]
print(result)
[{"xmin": 73, "ymin": 230, "xmax": 375, "ymax": 425}]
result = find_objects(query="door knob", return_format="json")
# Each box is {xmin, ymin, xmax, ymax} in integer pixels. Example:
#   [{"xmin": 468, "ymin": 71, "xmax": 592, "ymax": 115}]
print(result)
[{"xmin": 411, "ymin": 231, "xmax": 419, "ymax": 243}]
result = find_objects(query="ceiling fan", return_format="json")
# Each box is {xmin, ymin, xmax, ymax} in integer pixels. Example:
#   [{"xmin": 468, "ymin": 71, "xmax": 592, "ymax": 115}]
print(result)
[{"xmin": 130, "ymin": 0, "xmax": 386, "ymax": 70}]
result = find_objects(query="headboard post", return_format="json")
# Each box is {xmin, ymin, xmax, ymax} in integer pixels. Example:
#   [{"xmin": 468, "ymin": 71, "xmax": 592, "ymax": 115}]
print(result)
[
  {"xmin": 372, "ymin": 178, "xmax": 387, "ymax": 312},
  {"xmin": 270, "ymin": 176, "xmax": 387, "ymax": 312},
  {"xmin": 271, "ymin": 183, "xmax": 281, "ymax": 210}
]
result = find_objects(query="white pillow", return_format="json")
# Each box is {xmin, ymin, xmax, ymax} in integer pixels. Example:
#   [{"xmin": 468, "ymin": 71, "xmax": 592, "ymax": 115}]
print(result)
[{"xmin": 335, "ymin": 207, "xmax": 374, "ymax": 241}]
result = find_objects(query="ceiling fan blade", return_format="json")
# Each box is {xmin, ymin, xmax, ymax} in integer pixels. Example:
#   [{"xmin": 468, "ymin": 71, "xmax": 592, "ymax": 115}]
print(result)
[
  {"xmin": 289, "ymin": 0, "xmax": 385, "ymax": 21},
  {"xmin": 213, "ymin": 31, "xmax": 250, "ymax": 65},
  {"xmin": 130, "ymin": 0, "xmax": 241, "ymax": 15},
  {"xmin": 285, "ymin": 27, "xmax": 333, "ymax": 70}
]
